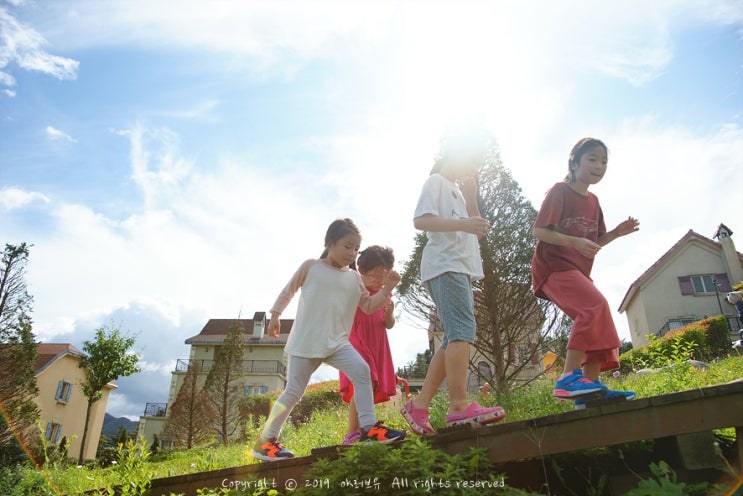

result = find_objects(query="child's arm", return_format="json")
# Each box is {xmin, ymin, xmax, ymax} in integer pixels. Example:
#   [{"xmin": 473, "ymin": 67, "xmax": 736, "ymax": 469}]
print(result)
[
  {"xmin": 358, "ymin": 270, "xmax": 401, "ymax": 315},
  {"xmin": 533, "ymin": 226, "xmax": 602, "ymax": 259},
  {"xmin": 383, "ymin": 296, "xmax": 395, "ymax": 329},
  {"xmin": 414, "ymin": 214, "xmax": 489, "ymax": 237},
  {"xmin": 267, "ymin": 259, "xmax": 313, "ymax": 338},
  {"xmin": 459, "ymin": 177, "xmax": 487, "ymax": 239},
  {"xmin": 598, "ymin": 216, "xmax": 640, "ymax": 247}
]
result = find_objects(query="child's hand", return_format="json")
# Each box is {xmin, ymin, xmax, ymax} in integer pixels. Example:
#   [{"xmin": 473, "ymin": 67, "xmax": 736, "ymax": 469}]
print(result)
[
  {"xmin": 459, "ymin": 176, "xmax": 478, "ymax": 200},
  {"xmin": 384, "ymin": 270, "xmax": 401, "ymax": 290},
  {"xmin": 572, "ymin": 237, "xmax": 601, "ymax": 258},
  {"xmin": 462, "ymin": 216, "xmax": 490, "ymax": 237},
  {"xmin": 615, "ymin": 216, "xmax": 640, "ymax": 237},
  {"xmin": 384, "ymin": 297, "xmax": 395, "ymax": 316},
  {"xmin": 267, "ymin": 315, "xmax": 281, "ymax": 338}
]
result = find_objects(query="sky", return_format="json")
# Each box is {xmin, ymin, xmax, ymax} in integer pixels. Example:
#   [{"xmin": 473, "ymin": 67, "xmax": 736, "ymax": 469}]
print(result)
[{"xmin": 1, "ymin": 0, "xmax": 742, "ymax": 421}]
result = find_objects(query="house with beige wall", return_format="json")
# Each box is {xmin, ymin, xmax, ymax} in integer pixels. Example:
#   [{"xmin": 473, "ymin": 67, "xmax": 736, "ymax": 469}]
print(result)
[
  {"xmin": 137, "ymin": 312, "xmax": 292, "ymax": 446},
  {"xmin": 35, "ymin": 343, "xmax": 115, "ymax": 460},
  {"xmin": 619, "ymin": 224, "xmax": 743, "ymax": 347}
]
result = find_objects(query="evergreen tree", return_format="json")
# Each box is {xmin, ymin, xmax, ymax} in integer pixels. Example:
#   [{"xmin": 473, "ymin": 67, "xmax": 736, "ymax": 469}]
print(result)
[
  {"xmin": 0, "ymin": 243, "xmax": 40, "ymax": 466},
  {"xmin": 162, "ymin": 361, "xmax": 215, "ymax": 448},
  {"xmin": 203, "ymin": 320, "xmax": 247, "ymax": 445},
  {"xmin": 398, "ymin": 133, "xmax": 560, "ymax": 394}
]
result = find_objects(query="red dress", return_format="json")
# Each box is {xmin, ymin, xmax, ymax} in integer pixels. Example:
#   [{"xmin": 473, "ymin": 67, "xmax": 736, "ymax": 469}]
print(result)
[
  {"xmin": 339, "ymin": 289, "xmax": 397, "ymax": 404},
  {"xmin": 531, "ymin": 182, "xmax": 620, "ymax": 371}
]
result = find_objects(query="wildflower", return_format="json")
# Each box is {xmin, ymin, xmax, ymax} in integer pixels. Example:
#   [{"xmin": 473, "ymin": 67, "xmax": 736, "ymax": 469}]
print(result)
[{"xmin": 612, "ymin": 371, "xmax": 620, "ymax": 378}]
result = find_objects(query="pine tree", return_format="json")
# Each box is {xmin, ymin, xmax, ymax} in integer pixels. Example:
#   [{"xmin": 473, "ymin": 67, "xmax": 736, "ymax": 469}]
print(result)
[
  {"xmin": 203, "ymin": 320, "xmax": 247, "ymax": 445},
  {"xmin": 162, "ymin": 361, "xmax": 214, "ymax": 448}
]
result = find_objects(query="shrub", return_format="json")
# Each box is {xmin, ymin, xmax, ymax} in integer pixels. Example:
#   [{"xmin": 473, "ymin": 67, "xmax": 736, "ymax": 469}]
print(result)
[
  {"xmin": 619, "ymin": 316, "xmax": 731, "ymax": 373},
  {"xmin": 292, "ymin": 436, "xmax": 535, "ymax": 496},
  {"xmin": 238, "ymin": 380, "xmax": 345, "ymax": 431}
]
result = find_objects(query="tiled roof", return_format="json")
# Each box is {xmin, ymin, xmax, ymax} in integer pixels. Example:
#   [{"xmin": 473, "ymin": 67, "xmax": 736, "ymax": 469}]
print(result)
[
  {"xmin": 185, "ymin": 317, "xmax": 292, "ymax": 345},
  {"xmin": 34, "ymin": 342, "xmax": 117, "ymax": 389},
  {"xmin": 35, "ymin": 343, "xmax": 85, "ymax": 373}
]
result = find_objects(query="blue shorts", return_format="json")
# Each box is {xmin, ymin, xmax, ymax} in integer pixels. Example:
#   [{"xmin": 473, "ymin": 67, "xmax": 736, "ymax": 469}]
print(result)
[{"xmin": 424, "ymin": 272, "xmax": 476, "ymax": 349}]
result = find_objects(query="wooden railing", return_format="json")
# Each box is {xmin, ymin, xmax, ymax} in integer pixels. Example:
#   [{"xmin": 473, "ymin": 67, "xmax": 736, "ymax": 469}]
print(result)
[{"xmin": 137, "ymin": 380, "xmax": 743, "ymax": 495}]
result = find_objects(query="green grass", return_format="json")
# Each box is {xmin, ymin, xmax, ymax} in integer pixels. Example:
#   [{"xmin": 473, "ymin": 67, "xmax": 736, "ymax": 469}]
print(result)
[{"xmin": 11, "ymin": 355, "xmax": 743, "ymax": 495}]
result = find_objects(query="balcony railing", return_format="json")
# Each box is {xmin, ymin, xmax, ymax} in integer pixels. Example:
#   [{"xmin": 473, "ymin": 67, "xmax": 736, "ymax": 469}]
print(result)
[
  {"xmin": 144, "ymin": 402, "xmax": 167, "ymax": 417},
  {"xmin": 175, "ymin": 358, "xmax": 286, "ymax": 376}
]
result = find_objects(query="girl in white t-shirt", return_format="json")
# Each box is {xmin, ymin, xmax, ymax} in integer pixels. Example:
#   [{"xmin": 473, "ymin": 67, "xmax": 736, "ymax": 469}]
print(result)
[
  {"xmin": 250, "ymin": 218, "xmax": 406, "ymax": 462},
  {"xmin": 400, "ymin": 133, "xmax": 506, "ymax": 436}
]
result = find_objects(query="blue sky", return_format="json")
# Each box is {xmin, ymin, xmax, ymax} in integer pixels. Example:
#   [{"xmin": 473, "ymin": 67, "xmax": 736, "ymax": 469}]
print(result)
[{"xmin": 1, "ymin": 0, "xmax": 742, "ymax": 420}]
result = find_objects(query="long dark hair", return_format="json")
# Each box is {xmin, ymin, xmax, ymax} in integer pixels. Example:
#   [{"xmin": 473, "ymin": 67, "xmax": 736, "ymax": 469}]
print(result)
[
  {"xmin": 320, "ymin": 218, "xmax": 361, "ymax": 261},
  {"xmin": 357, "ymin": 245, "xmax": 394, "ymax": 273},
  {"xmin": 564, "ymin": 137, "xmax": 608, "ymax": 183}
]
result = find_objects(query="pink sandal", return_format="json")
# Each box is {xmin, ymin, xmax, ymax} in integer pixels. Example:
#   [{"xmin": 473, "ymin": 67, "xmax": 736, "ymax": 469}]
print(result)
[
  {"xmin": 445, "ymin": 401, "xmax": 506, "ymax": 427},
  {"xmin": 400, "ymin": 399, "xmax": 435, "ymax": 436}
]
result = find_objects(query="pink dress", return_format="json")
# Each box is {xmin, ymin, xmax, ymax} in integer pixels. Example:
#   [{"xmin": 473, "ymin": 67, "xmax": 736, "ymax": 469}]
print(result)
[{"xmin": 339, "ymin": 289, "xmax": 397, "ymax": 404}]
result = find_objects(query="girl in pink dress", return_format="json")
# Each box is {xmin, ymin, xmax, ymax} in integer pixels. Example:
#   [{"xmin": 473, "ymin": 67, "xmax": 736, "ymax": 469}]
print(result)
[
  {"xmin": 532, "ymin": 137, "xmax": 639, "ymax": 406},
  {"xmin": 339, "ymin": 246, "xmax": 398, "ymax": 445}
]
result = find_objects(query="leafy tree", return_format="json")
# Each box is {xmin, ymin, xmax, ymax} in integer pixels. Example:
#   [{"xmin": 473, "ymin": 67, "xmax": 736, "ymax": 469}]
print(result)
[
  {"xmin": 203, "ymin": 320, "xmax": 246, "ymax": 445},
  {"xmin": 162, "ymin": 361, "xmax": 215, "ymax": 448},
  {"xmin": 0, "ymin": 243, "xmax": 40, "ymax": 465},
  {"xmin": 398, "ymin": 133, "xmax": 560, "ymax": 394},
  {"xmin": 396, "ymin": 348, "xmax": 433, "ymax": 379},
  {"xmin": 77, "ymin": 326, "xmax": 140, "ymax": 464}
]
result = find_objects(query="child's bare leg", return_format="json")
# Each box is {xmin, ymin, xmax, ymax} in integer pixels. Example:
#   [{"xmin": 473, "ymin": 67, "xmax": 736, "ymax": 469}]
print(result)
[
  {"xmin": 582, "ymin": 362, "xmax": 601, "ymax": 382},
  {"xmin": 412, "ymin": 346, "xmax": 446, "ymax": 410},
  {"xmin": 445, "ymin": 340, "xmax": 470, "ymax": 414},
  {"xmin": 563, "ymin": 349, "xmax": 586, "ymax": 375},
  {"xmin": 347, "ymin": 397, "xmax": 360, "ymax": 433}
]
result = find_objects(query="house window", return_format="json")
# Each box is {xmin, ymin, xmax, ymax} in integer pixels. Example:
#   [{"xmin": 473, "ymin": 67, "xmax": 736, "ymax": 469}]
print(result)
[
  {"xmin": 55, "ymin": 380, "xmax": 73, "ymax": 403},
  {"xmin": 516, "ymin": 345, "xmax": 532, "ymax": 365},
  {"xmin": 244, "ymin": 385, "xmax": 268, "ymax": 396},
  {"xmin": 679, "ymin": 274, "xmax": 731, "ymax": 296},
  {"xmin": 667, "ymin": 318, "xmax": 696, "ymax": 331},
  {"xmin": 690, "ymin": 275, "xmax": 716, "ymax": 294},
  {"xmin": 45, "ymin": 421, "xmax": 63, "ymax": 444}
]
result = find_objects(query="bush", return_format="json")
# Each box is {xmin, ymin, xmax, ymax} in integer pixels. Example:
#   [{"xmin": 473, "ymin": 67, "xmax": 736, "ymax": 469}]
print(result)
[
  {"xmin": 292, "ymin": 436, "xmax": 535, "ymax": 496},
  {"xmin": 619, "ymin": 316, "xmax": 731, "ymax": 373},
  {"xmin": 238, "ymin": 380, "xmax": 345, "ymax": 431}
]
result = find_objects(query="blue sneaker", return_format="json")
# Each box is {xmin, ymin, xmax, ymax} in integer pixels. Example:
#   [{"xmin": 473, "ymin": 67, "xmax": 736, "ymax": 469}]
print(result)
[
  {"xmin": 574, "ymin": 388, "xmax": 636, "ymax": 410},
  {"xmin": 553, "ymin": 369, "xmax": 607, "ymax": 399}
]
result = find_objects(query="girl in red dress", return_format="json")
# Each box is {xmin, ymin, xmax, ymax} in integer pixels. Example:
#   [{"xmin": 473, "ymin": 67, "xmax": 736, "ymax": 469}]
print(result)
[{"xmin": 339, "ymin": 246, "xmax": 399, "ymax": 444}]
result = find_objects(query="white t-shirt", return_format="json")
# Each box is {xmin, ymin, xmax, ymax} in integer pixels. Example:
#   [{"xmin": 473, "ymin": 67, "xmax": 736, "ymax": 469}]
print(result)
[
  {"xmin": 413, "ymin": 173, "xmax": 484, "ymax": 283},
  {"xmin": 270, "ymin": 259, "xmax": 389, "ymax": 358}
]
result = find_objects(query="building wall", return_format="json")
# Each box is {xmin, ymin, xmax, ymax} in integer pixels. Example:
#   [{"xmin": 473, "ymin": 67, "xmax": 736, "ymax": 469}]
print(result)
[
  {"xmin": 35, "ymin": 354, "xmax": 112, "ymax": 460},
  {"xmin": 140, "ymin": 342, "xmax": 288, "ymax": 446},
  {"xmin": 626, "ymin": 240, "xmax": 734, "ymax": 346}
]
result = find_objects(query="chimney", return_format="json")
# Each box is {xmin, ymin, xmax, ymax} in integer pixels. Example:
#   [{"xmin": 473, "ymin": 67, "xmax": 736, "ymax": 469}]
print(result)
[
  {"xmin": 714, "ymin": 224, "xmax": 743, "ymax": 286},
  {"xmin": 252, "ymin": 312, "xmax": 266, "ymax": 339}
]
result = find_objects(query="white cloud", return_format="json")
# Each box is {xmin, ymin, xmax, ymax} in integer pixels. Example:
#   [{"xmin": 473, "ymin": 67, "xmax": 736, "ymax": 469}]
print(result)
[
  {"xmin": 46, "ymin": 125, "xmax": 76, "ymax": 142},
  {"xmin": 0, "ymin": 186, "xmax": 50, "ymax": 211},
  {"xmin": 38, "ymin": 299, "xmax": 202, "ymax": 419},
  {"xmin": 0, "ymin": 6, "xmax": 79, "ymax": 86}
]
